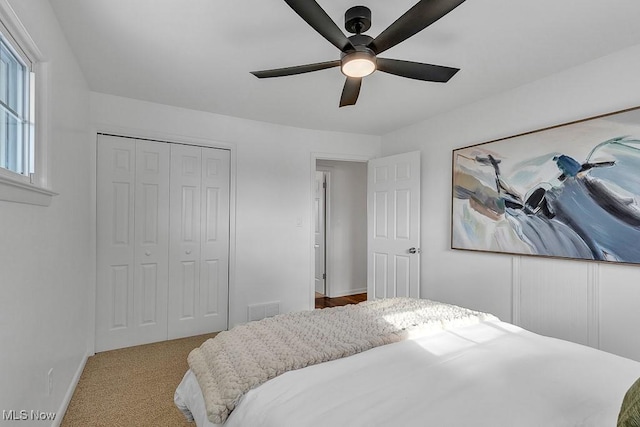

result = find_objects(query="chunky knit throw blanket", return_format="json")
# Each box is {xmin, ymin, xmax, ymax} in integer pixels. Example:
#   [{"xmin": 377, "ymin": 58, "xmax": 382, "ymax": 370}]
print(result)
[{"xmin": 187, "ymin": 297, "xmax": 498, "ymax": 424}]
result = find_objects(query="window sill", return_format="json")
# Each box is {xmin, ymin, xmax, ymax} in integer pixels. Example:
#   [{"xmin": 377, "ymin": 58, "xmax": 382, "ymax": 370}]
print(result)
[{"xmin": 0, "ymin": 174, "xmax": 57, "ymax": 206}]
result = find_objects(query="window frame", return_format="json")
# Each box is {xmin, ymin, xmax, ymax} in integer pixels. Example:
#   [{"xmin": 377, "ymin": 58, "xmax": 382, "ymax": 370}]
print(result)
[
  {"xmin": 0, "ymin": 29, "xmax": 33, "ymax": 178},
  {"xmin": 0, "ymin": 0, "xmax": 54, "ymax": 206}
]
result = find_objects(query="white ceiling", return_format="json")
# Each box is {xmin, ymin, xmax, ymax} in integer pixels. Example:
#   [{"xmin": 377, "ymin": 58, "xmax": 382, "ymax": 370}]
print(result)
[{"xmin": 49, "ymin": 0, "xmax": 640, "ymax": 136}]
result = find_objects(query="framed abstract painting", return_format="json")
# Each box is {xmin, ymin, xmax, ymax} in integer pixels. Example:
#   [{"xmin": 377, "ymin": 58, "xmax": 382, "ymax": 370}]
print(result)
[{"xmin": 451, "ymin": 107, "xmax": 640, "ymax": 264}]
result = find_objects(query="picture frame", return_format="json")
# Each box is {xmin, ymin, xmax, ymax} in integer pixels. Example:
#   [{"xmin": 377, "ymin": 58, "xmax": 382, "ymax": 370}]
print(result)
[{"xmin": 451, "ymin": 106, "xmax": 640, "ymax": 265}]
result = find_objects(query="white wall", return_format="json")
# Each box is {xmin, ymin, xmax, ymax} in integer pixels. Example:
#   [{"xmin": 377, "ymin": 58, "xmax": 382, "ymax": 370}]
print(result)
[
  {"xmin": 317, "ymin": 160, "xmax": 367, "ymax": 297},
  {"xmin": 90, "ymin": 93, "xmax": 381, "ymax": 328},
  {"xmin": 381, "ymin": 43, "xmax": 640, "ymax": 361},
  {"xmin": 0, "ymin": 0, "xmax": 92, "ymax": 422}
]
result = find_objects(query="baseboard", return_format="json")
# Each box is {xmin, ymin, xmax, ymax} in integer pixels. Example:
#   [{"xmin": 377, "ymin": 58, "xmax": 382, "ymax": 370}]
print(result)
[
  {"xmin": 327, "ymin": 287, "xmax": 367, "ymax": 298},
  {"xmin": 52, "ymin": 351, "xmax": 89, "ymax": 427}
]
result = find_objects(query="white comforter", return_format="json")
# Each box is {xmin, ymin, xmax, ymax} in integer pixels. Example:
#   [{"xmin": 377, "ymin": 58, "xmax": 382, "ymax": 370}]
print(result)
[
  {"xmin": 175, "ymin": 320, "xmax": 640, "ymax": 427},
  {"xmin": 187, "ymin": 298, "xmax": 496, "ymax": 423}
]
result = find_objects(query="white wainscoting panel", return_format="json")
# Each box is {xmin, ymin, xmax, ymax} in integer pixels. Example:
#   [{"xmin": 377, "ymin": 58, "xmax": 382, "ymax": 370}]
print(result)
[
  {"xmin": 514, "ymin": 257, "xmax": 591, "ymax": 346},
  {"xmin": 586, "ymin": 262, "xmax": 600, "ymax": 349},
  {"xmin": 598, "ymin": 263, "xmax": 640, "ymax": 360}
]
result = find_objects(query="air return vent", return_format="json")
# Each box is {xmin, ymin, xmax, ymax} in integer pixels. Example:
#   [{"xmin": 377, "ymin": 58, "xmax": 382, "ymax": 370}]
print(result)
[{"xmin": 247, "ymin": 302, "xmax": 280, "ymax": 322}]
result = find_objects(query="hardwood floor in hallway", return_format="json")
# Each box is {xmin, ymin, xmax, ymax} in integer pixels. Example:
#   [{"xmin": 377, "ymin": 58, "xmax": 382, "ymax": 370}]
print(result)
[{"xmin": 315, "ymin": 292, "xmax": 367, "ymax": 309}]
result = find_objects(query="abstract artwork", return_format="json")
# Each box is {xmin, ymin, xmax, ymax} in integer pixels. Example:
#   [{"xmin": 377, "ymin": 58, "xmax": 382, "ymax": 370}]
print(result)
[{"xmin": 452, "ymin": 107, "xmax": 640, "ymax": 264}]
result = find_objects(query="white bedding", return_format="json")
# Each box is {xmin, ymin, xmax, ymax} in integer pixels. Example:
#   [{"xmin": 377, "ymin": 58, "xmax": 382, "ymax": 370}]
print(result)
[
  {"xmin": 186, "ymin": 298, "xmax": 496, "ymax": 423},
  {"xmin": 175, "ymin": 320, "xmax": 640, "ymax": 427}
]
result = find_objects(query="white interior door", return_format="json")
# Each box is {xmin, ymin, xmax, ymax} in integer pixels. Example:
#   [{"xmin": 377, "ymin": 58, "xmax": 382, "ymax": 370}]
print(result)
[
  {"xmin": 314, "ymin": 171, "xmax": 326, "ymax": 295},
  {"xmin": 96, "ymin": 135, "xmax": 170, "ymax": 351},
  {"xmin": 367, "ymin": 151, "xmax": 421, "ymax": 299},
  {"xmin": 168, "ymin": 145, "xmax": 230, "ymax": 339}
]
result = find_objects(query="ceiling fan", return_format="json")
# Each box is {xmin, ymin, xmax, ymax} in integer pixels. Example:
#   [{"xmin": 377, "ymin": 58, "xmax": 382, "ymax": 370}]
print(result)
[{"xmin": 251, "ymin": 0, "xmax": 466, "ymax": 107}]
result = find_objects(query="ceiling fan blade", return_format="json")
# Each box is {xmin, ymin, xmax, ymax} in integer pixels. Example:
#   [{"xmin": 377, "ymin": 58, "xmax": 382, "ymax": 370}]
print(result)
[
  {"xmin": 251, "ymin": 60, "xmax": 340, "ymax": 78},
  {"xmin": 377, "ymin": 58, "xmax": 459, "ymax": 82},
  {"xmin": 284, "ymin": 0, "xmax": 354, "ymax": 52},
  {"xmin": 339, "ymin": 77, "xmax": 361, "ymax": 107},
  {"xmin": 368, "ymin": 0, "xmax": 466, "ymax": 55}
]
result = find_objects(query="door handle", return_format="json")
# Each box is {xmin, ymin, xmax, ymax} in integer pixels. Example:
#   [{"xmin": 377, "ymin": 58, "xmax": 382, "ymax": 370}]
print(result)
[
  {"xmin": 314, "ymin": 244, "xmax": 320, "ymax": 248},
  {"xmin": 408, "ymin": 247, "xmax": 422, "ymax": 254}
]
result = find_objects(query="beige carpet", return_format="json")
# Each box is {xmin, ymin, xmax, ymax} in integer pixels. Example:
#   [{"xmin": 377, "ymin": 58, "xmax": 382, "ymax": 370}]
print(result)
[{"xmin": 62, "ymin": 333, "xmax": 217, "ymax": 427}]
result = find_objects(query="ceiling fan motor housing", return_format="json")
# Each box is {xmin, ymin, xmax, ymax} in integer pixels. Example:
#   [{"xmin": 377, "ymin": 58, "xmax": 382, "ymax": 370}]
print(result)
[
  {"xmin": 345, "ymin": 6, "xmax": 371, "ymax": 34},
  {"xmin": 342, "ymin": 34, "xmax": 375, "ymax": 62}
]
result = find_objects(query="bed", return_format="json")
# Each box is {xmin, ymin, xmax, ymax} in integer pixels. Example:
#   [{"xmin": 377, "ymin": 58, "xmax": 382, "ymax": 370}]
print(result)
[{"xmin": 174, "ymin": 298, "xmax": 640, "ymax": 427}]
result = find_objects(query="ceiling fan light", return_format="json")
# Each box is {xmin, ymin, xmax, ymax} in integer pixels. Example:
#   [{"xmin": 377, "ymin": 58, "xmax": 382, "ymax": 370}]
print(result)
[{"xmin": 341, "ymin": 51, "xmax": 376, "ymax": 78}]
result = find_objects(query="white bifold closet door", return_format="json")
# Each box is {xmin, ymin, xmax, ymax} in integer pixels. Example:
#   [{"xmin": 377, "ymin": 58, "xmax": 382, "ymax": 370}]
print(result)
[
  {"xmin": 96, "ymin": 135, "xmax": 229, "ymax": 352},
  {"xmin": 168, "ymin": 144, "xmax": 230, "ymax": 339}
]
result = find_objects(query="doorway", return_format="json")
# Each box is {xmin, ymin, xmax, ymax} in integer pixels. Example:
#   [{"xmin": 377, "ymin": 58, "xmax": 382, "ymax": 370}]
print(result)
[
  {"xmin": 314, "ymin": 170, "xmax": 328, "ymax": 296},
  {"xmin": 314, "ymin": 159, "xmax": 367, "ymax": 302}
]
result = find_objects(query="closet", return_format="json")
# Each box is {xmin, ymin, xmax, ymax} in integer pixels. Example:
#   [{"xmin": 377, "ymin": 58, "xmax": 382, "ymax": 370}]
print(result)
[{"xmin": 96, "ymin": 134, "xmax": 230, "ymax": 352}]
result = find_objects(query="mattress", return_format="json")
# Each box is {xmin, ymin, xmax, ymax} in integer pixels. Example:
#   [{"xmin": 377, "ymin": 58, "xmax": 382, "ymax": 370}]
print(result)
[{"xmin": 175, "ymin": 319, "xmax": 640, "ymax": 426}]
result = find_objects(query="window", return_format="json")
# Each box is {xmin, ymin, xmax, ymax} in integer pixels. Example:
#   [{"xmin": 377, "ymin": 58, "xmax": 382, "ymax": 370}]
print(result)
[
  {"xmin": 0, "ymin": 30, "xmax": 34, "ymax": 177},
  {"xmin": 0, "ymin": 0, "xmax": 53, "ymax": 206}
]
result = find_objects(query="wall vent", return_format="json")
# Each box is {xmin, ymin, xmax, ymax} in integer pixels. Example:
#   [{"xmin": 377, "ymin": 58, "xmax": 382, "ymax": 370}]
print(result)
[{"xmin": 247, "ymin": 302, "xmax": 280, "ymax": 322}]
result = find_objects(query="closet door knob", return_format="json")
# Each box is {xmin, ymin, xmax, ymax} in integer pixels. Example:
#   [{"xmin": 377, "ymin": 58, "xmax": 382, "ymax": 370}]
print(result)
[
  {"xmin": 145, "ymin": 250, "xmax": 151, "ymax": 256},
  {"xmin": 185, "ymin": 250, "xmax": 192, "ymax": 255}
]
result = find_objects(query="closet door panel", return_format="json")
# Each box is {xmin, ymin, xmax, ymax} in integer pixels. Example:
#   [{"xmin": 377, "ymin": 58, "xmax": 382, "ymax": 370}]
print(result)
[
  {"xmin": 202, "ymin": 259, "xmax": 220, "ymax": 315},
  {"xmin": 133, "ymin": 141, "xmax": 170, "ymax": 341},
  {"xmin": 168, "ymin": 145, "xmax": 230, "ymax": 339},
  {"xmin": 96, "ymin": 136, "xmax": 170, "ymax": 351},
  {"xmin": 168, "ymin": 144, "xmax": 203, "ymax": 338},
  {"xmin": 97, "ymin": 136, "xmax": 136, "ymax": 351},
  {"xmin": 199, "ymin": 147, "xmax": 230, "ymax": 326}
]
